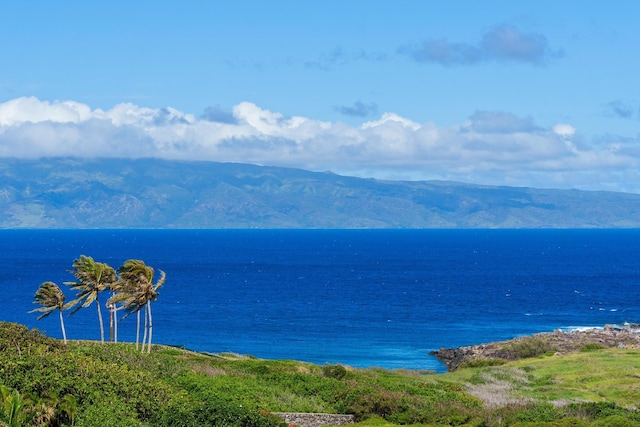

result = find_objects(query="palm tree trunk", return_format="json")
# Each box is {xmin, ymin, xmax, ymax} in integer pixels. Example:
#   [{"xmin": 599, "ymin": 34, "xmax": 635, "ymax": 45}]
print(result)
[
  {"xmin": 114, "ymin": 305, "xmax": 118, "ymax": 343},
  {"xmin": 135, "ymin": 310, "xmax": 140, "ymax": 351},
  {"xmin": 146, "ymin": 302, "xmax": 153, "ymax": 354},
  {"xmin": 141, "ymin": 305, "xmax": 148, "ymax": 353},
  {"xmin": 96, "ymin": 298, "xmax": 105, "ymax": 343},
  {"xmin": 109, "ymin": 304, "xmax": 114, "ymax": 342},
  {"xmin": 58, "ymin": 310, "xmax": 67, "ymax": 344}
]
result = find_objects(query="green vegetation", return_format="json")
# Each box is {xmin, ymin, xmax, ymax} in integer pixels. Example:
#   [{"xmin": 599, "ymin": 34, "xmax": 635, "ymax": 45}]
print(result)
[
  {"xmin": 505, "ymin": 335, "xmax": 557, "ymax": 359},
  {"xmin": 580, "ymin": 343, "xmax": 608, "ymax": 352},
  {"xmin": 3, "ymin": 322, "xmax": 640, "ymax": 426},
  {"xmin": 0, "ymin": 322, "xmax": 479, "ymax": 426},
  {"xmin": 443, "ymin": 349, "xmax": 640, "ymax": 425}
]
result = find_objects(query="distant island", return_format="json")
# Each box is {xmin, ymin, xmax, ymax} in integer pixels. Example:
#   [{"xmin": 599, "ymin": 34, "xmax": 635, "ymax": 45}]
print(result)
[{"xmin": 2, "ymin": 157, "xmax": 640, "ymax": 228}]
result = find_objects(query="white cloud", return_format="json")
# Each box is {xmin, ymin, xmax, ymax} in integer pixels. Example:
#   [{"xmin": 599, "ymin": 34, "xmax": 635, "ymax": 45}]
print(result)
[
  {"xmin": 0, "ymin": 96, "xmax": 637, "ymax": 192},
  {"xmin": 362, "ymin": 112, "xmax": 420, "ymax": 131},
  {"xmin": 553, "ymin": 123, "xmax": 576, "ymax": 138},
  {"xmin": 0, "ymin": 96, "xmax": 93, "ymax": 125}
]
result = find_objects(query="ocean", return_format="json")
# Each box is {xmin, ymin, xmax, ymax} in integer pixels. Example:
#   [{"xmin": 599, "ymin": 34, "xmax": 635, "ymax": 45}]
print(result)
[{"xmin": 2, "ymin": 229, "xmax": 639, "ymax": 372}]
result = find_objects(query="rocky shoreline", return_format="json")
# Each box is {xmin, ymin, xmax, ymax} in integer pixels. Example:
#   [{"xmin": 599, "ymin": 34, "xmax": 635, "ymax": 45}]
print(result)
[{"xmin": 431, "ymin": 324, "xmax": 640, "ymax": 371}]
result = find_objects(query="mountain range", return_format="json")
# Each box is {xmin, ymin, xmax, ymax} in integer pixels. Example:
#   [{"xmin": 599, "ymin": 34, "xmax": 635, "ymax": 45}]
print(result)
[{"xmin": 1, "ymin": 157, "xmax": 639, "ymax": 228}]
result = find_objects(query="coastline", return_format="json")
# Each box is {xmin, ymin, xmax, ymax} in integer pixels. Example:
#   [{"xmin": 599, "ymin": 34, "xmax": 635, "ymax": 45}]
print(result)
[{"xmin": 431, "ymin": 323, "xmax": 640, "ymax": 371}]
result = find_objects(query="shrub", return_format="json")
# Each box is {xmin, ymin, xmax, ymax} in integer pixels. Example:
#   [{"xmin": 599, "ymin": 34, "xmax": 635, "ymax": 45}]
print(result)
[
  {"xmin": 510, "ymin": 418, "xmax": 589, "ymax": 426},
  {"xmin": 487, "ymin": 402, "xmax": 564, "ymax": 426},
  {"xmin": 515, "ymin": 402, "xmax": 561, "ymax": 423},
  {"xmin": 580, "ymin": 343, "xmax": 607, "ymax": 352},
  {"xmin": 323, "ymin": 364, "xmax": 348, "ymax": 379},
  {"xmin": 0, "ymin": 322, "xmax": 64, "ymax": 354},
  {"xmin": 507, "ymin": 336, "xmax": 556, "ymax": 359},
  {"xmin": 337, "ymin": 384, "xmax": 409, "ymax": 420},
  {"xmin": 75, "ymin": 398, "xmax": 140, "ymax": 427},
  {"xmin": 591, "ymin": 415, "xmax": 639, "ymax": 427},
  {"xmin": 565, "ymin": 402, "xmax": 640, "ymax": 422}
]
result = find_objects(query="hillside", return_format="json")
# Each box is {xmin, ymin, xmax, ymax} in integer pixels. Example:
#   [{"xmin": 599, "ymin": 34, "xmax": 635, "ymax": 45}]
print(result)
[
  {"xmin": 2, "ymin": 322, "xmax": 640, "ymax": 426},
  {"xmin": 1, "ymin": 157, "xmax": 640, "ymax": 228}
]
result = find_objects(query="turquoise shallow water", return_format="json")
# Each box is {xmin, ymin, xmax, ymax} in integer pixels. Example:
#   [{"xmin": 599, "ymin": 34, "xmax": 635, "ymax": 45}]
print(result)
[{"xmin": 2, "ymin": 229, "xmax": 640, "ymax": 372}]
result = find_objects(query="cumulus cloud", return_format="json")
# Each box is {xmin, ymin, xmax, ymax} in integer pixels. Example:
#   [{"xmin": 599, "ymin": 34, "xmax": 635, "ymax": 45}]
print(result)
[
  {"xmin": 0, "ymin": 97, "xmax": 93, "ymax": 125},
  {"xmin": 399, "ymin": 24, "xmax": 562, "ymax": 66},
  {"xmin": 0, "ymin": 96, "xmax": 636, "ymax": 191},
  {"xmin": 334, "ymin": 101, "xmax": 378, "ymax": 117}
]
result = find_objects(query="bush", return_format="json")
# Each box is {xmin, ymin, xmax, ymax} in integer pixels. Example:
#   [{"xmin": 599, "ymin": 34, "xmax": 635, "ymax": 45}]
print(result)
[
  {"xmin": 511, "ymin": 418, "xmax": 589, "ymax": 426},
  {"xmin": 565, "ymin": 402, "xmax": 640, "ymax": 422},
  {"xmin": 323, "ymin": 364, "xmax": 348, "ymax": 379},
  {"xmin": 515, "ymin": 402, "xmax": 561, "ymax": 423},
  {"xmin": 580, "ymin": 343, "xmax": 607, "ymax": 352},
  {"xmin": 487, "ymin": 403, "xmax": 563, "ymax": 427},
  {"xmin": 0, "ymin": 322, "xmax": 64, "ymax": 354},
  {"xmin": 507, "ymin": 336, "xmax": 556, "ymax": 359},
  {"xmin": 591, "ymin": 415, "xmax": 639, "ymax": 427},
  {"xmin": 74, "ymin": 398, "xmax": 140, "ymax": 427}
]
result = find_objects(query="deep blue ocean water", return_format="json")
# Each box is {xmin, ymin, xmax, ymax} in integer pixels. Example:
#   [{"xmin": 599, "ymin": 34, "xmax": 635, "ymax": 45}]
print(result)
[{"xmin": 2, "ymin": 229, "xmax": 640, "ymax": 372}]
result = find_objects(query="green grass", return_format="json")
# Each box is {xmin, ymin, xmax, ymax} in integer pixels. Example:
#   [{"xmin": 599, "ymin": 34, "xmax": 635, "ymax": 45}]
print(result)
[
  {"xmin": 442, "ymin": 349, "xmax": 640, "ymax": 408},
  {"xmin": 3, "ymin": 321, "xmax": 640, "ymax": 426}
]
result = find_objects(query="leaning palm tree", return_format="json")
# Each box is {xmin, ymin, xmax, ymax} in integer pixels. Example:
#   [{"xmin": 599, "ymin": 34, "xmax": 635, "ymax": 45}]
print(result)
[
  {"xmin": 141, "ymin": 267, "xmax": 165, "ymax": 353},
  {"xmin": 110, "ymin": 259, "xmax": 165, "ymax": 353},
  {"xmin": 109, "ymin": 264, "xmax": 147, "ymax": 350},
  {"xmin": 65, "ymin": 255, "xmax": 116, "ymax": 343},
  {"xmin": 30, "ymin": 281, "xmax": 71, "ymax": 344}
]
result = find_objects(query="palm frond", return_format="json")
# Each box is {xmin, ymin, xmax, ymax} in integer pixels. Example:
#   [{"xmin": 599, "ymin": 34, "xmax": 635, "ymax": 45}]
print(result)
[
  {"xmin": 65, "ymin": 255, "xmax": 116, "ymax": 316},
  {"xmin": 30, "ymin": 305, "xmax": 57, "ymax": 320},
  {"xmin": 30, "ymin": 281, "xmax": 67, "ymax": 320}
]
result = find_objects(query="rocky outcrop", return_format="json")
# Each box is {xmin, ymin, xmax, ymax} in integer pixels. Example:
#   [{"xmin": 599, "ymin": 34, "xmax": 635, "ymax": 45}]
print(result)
[{"xmin": 431, "ymin": 324, "xmax": 640, "ymax": 371}]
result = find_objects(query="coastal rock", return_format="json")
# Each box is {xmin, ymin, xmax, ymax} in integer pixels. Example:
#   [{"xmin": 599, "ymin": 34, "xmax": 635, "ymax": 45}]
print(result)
[{"xmin": 431, "ymin": 324, "xmax": 640, "ymax": 371}]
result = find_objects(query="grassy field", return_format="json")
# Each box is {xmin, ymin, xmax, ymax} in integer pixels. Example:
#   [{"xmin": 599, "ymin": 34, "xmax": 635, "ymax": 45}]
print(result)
[
  {"xmin": 442, "ymin": 347, "xmax": 640, "ymax": 408},
  {"xmin": 2, "ymin": 322, "xmax": 640, "ymax": 426}
]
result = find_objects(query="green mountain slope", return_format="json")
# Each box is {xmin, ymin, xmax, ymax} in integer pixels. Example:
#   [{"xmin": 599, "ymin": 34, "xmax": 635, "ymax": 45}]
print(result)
[{"xmin": 1, "ymin": 157, "xmax": 639, "ymax": 228}]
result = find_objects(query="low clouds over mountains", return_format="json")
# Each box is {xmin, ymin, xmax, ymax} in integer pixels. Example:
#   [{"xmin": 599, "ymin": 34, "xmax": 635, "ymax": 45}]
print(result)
[{"xmin": 0, "ymin": 97, "xmax": 636, "ymax": 192}]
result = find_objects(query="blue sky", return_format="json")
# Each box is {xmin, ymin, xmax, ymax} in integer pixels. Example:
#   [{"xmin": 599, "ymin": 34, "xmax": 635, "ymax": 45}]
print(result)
[{"xmin": 1, "ymin": 1, "xmax": 639, "ymax": 192}]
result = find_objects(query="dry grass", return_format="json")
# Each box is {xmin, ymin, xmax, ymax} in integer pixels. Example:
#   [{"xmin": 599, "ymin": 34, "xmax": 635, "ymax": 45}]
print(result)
[
  {"xmin": 188, "ymin": 362, "xmax": 227, "ymax": 377},
  {"xmin": 465, "ymin": 367, "xmax": 534, "ymax": 408}
]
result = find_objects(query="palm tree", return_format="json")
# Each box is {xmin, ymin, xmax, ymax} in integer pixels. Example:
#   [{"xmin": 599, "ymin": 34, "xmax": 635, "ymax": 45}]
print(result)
[
  {"xmin": 141, "ymin": 267, "xmax": 165, "ymax": 353},
  {"xmin": 65, "ymin": 255, "xmax": 116, "ymax": 343},
  {"xmin": 109, "ymin": 266, "xmax": 146, "ymax": 350},
  {"xmin": 0, "ymin": 385, "xmax": 33, "ymax": 427},
  {"xmin": 30, "ymin": 391, "xmax": 77, "ymax": 427},
  {"xmin": 30, "ymin": 281, "xmax": 71, "ymax": 344},
  {"xmin": 110, "ymin": 259, "xmax": 165, "ymax": 353}
]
